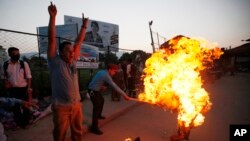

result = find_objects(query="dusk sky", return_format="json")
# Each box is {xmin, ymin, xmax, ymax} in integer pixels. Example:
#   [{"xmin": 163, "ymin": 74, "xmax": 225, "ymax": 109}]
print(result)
[{"xmin": 1, "ymin": 0, "xmax": 249, "ymax": 53}]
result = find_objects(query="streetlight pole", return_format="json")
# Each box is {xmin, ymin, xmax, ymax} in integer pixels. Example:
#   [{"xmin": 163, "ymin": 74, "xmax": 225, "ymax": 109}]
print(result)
[{"xmin": 149, "ymin": 20, "xmax": 155, "ymax": 53}]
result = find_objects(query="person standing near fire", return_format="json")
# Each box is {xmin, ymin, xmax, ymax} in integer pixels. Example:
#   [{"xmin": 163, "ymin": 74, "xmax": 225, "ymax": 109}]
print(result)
[
  {"xmin": 88, "ymin": 63, "xmax": 130, "ymax": 135},
  {"xmin": 111, "ymin": 62, "xmax": 125, "ymax": 101},
  {"xmin": 1, "ymin": 47, "xmax": 33, "ymax": 129},
  {"xmin": 47, "ymin": 2, "xmax": 88, "ymax": 141},
  {"xmin": 127, "ymin": 58, "xmax": 137, "ymax": 98}
]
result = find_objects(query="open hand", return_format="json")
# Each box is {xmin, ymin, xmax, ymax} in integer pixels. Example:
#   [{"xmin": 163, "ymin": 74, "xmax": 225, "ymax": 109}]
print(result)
[
  {"xmin": 123, "ymin": 94, "xmax": 131, "ymax": 101},
  {"xmin": 21, "ymin": 101, "xmax": 39, "ymax": 110}
]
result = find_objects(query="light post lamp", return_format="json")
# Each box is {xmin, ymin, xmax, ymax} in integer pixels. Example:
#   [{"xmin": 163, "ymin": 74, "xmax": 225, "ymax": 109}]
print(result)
[{"xmin": 149, "ymin": 20, "xmax": 155, "ymax": 53}]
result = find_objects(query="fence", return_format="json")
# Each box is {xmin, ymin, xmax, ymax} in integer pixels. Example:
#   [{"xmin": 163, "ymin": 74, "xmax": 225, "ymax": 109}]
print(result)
[{"xmin": 0, "ymin": 28, "xmax": 135, "ymax": 100}]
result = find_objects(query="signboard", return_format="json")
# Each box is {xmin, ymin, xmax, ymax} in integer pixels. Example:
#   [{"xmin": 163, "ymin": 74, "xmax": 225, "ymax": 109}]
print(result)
[
  {"xmin": 37, "ymin": 24, "xmax": 99, "ymax": 69},
  {"xmin": 37, "ymin": 24, "xmax": 78, "ymax": 54},
  {"xmin": 64, "ymin": 15, "xmax": 119, "ymax": 52},
  {"xmin": 77, "ymin": 43, "xmax": 99, "ymax": 68}
]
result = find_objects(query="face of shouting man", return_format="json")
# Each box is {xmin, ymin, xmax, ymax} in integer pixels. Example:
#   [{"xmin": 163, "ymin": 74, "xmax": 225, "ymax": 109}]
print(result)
[{"xmin": 59, "ymin": 41, "xmax": 75, "ymax": 64}]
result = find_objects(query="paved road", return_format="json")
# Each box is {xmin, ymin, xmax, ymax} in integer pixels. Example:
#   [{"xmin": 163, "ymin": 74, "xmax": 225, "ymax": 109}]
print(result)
[
  {"xmin": 5, "ymin": 73, "xmax": 250, "ymax": 141},
  {"xmin": 82, "ymin": 73, "xmax": 250, "ymax": 141},
  {"xmin": 5, "ymin": 92, "xmax": 139, "ymax": 141}
]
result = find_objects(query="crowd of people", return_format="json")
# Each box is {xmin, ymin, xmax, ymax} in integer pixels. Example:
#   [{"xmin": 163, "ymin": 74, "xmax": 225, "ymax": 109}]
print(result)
[{"xmin": 0, "ymin": 2, "xmax": 142, "ymax": 141}]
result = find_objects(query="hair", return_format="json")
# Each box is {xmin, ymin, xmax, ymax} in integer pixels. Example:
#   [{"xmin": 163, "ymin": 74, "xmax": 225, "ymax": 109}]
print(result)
[
  {"xmin": 8, "ymin": 47, "xmax": 19, "ymax": 54},
  {"xmin": 59, "ymin": 41, "xmax": 72, "ymax": 53},
  {"xmin": 91, "ymin": 21, "xmax": 99, "ymax": 30}
]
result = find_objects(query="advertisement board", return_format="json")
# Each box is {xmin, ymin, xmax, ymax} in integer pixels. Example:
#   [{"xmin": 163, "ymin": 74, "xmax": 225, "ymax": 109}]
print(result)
[
  {"xmin": 37, "ymin": 24, "xmax": 78, "ymax": 54},
  {"xmin": 37, "ymin": 24, "xmax": 99, "ymax": 68},
  {"xmin": 64, "ymin": 15, "xmax": 119, "ymax": 52},
  {"xmin": 77, "ymin": 43, "xmax": 99, "ymax": 68}
]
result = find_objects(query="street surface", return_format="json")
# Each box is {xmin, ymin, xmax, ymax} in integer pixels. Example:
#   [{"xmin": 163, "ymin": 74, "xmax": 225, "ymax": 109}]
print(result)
[
  {"xmin": 5, "ymin": 73, "xmax": 250, "ymax": 141},
  {"xmin": 82, "ymin": 73, "xmax": 250, "ymax": 141}
]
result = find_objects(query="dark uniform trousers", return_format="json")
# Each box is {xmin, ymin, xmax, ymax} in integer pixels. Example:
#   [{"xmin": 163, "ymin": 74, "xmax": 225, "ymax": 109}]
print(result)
[
  {"xmin": 127, "ymin": 76, "xmax": 136, "ymax": 98},
  {"xmin": 88, "ymin": 89, "xmax": 104, "ymax": 129}
]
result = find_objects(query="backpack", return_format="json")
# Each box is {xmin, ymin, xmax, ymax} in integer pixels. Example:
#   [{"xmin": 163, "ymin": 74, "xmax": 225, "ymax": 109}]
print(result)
[
  {"xmin": 130, "ymin": 63, "xmax": 137, "ymax": 77},
  {"xmin": 3, "ymin": 60, "xmax": 26, "ymax": 79}
]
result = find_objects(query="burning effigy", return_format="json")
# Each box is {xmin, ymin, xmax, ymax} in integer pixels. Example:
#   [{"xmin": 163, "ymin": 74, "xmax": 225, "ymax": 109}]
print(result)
[{"xmin": 134, "ymin": 35, "xmax": 223, "ymax": 141}]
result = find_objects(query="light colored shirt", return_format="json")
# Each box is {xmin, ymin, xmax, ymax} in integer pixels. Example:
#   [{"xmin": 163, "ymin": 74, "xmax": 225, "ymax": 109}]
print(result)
[
  {"xmin": 48, "ymin": 56, "xmax": 80, "ymax": 105},
  {"xmin": 127, "ymin": 63, "xmax": 132, "ymax": 78},
  {"xmin": 88, "ymin": 70, "xmax": 126, "ymax": 96},
  {"xmin": 1, "ymin": 60, "xmax": 32, "ymax": 87}
]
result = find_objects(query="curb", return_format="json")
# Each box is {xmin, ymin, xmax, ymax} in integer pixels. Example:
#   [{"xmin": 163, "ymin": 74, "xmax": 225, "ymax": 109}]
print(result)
[{"xmin": 82, "ymin": 101, "xmax": 141, "ymax": 134}]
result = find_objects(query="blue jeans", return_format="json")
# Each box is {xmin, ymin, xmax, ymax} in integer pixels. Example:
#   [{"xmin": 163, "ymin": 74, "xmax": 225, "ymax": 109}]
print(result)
[{"xmin": 52, "ymin": 103, "xmax": 83, "ymax": 141}]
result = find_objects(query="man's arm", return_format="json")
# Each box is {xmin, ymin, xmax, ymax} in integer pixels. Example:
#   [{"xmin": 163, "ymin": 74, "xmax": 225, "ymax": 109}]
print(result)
[
  {"xmin": 0, "ymin": 97, "xmax": 38, "ymax": 110},
  {"xmin": 24, "ymin": 62, "xmax": 32, "ymax": 89},
  {"xmin": 47, "ymin": 2, "xmax": 57, "ymax": 60},
  {"xmin": 74, "ymin": 14, "xmax": 89, "ymax": 60},
  {"xmin": 105, "ymin": 73, "xmax": 130, "ymax": 100},
  {"xmin": 23, "ymin": 62, "xmax": 32, "ymax": 102}
]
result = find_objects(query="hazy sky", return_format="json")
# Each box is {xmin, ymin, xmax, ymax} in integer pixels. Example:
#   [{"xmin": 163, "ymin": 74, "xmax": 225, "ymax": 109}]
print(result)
[{"xmin": 1, "ymin": 0, "xmax": 249, "ymax": 53}]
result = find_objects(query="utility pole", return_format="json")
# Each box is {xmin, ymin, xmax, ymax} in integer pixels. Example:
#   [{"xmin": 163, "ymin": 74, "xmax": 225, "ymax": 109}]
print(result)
[
  {"xmin": 149, "ymin": 20, "xmax": 155, "ymax": 53},
  {"xmin": 157, "ymin": 32, "xmax": 160, "ymax": 48}
]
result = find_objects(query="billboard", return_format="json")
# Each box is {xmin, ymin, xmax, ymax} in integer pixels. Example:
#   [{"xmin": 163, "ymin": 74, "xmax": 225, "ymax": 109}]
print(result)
[
  {"xmin": 37, "ymin": 24, "xmax": 99, "ymax": 69},
  {"xmin": 77, "ymin": 43, "xmax": 99, "ymax": 68},
  {"xmin": 64, "ymin": 15, "xmax": 119, "ymax": 52},
  {"xmin": 37, "ymin": 24, "xmax": 78, "ymax": 54}
]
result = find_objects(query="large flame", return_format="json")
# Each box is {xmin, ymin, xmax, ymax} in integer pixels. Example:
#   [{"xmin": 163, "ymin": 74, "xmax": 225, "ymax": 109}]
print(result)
[{"xmin": 138, "ymin": 35, "xmax": 223, "ymax": 128}]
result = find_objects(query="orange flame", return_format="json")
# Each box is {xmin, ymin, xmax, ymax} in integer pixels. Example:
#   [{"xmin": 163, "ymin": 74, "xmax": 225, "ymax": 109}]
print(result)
[
  {"xmin": 138, "ymin": 35, "xmax": 223, "ymax": 128},
  {"xmin": 124, "ymin": 138, "xmax": 132, "ymax": 141}
]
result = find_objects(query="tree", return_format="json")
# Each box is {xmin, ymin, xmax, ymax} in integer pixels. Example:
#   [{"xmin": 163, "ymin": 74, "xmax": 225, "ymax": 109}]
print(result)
[
  {"xmin": 119, "ymin": 52, "xmax": 131, "ymax": 62},
  {"xmin": 99, "ymin": 52, "xmax": 118, "ymax": 67}
]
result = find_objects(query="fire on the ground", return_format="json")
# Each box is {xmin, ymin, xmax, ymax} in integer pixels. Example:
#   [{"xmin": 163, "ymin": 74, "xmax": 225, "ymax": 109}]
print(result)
[{"xmin": 138, "ymin": 35, "xmax": 223, "ymax": 138}]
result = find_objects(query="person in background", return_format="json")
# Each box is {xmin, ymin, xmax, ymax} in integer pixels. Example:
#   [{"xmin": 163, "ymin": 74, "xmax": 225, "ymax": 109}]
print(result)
[
  {"xmin": 47, "ymin": 2, "xmax": 88, "ymax": 141},
  {"xmin": 126, "ymin": 58, "xmax": 137, "ymax": 98},
  {"xmin": 111, "ymin": 62, "xmax": 125, "ymax": 101},
  {"xmin": 88, "ymin": 63, "xmax": 130, "ymax": 135},
  {"xmin": 121, "ymin": 60, "xmax": 128, "ymax": 91},
  {"xmin": 1, "ymin": 47, "xmax": 32, "ymax": 128},
  {"xmin": 0, "ymin": 97, "xmax": 37, "ymax": 141}
]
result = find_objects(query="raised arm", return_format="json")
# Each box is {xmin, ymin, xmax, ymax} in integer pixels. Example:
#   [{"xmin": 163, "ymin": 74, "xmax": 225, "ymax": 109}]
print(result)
[
  {"xmin": 47, "ymin": 2, "xmax": 57, "ymax": 60},
  {"xmin": 74, "ymin": 14, "xmax": 89, "ymax": 60}
]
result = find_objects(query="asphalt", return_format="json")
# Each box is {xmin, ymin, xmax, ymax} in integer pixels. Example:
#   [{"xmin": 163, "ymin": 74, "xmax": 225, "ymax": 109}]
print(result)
[{"xmin": 5, "ymin": 92, "xmax": 140, "ymax": 141}]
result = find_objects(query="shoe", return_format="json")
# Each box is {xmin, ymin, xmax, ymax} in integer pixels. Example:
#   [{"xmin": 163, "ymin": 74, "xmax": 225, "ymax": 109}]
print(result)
[
  {"xmin": 90, "ymin": 128, "xmax": 103, "ymax": 135},
  {"xmin": 98, "ymin": 116, "xmax": 106, "ymax": 119}
]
